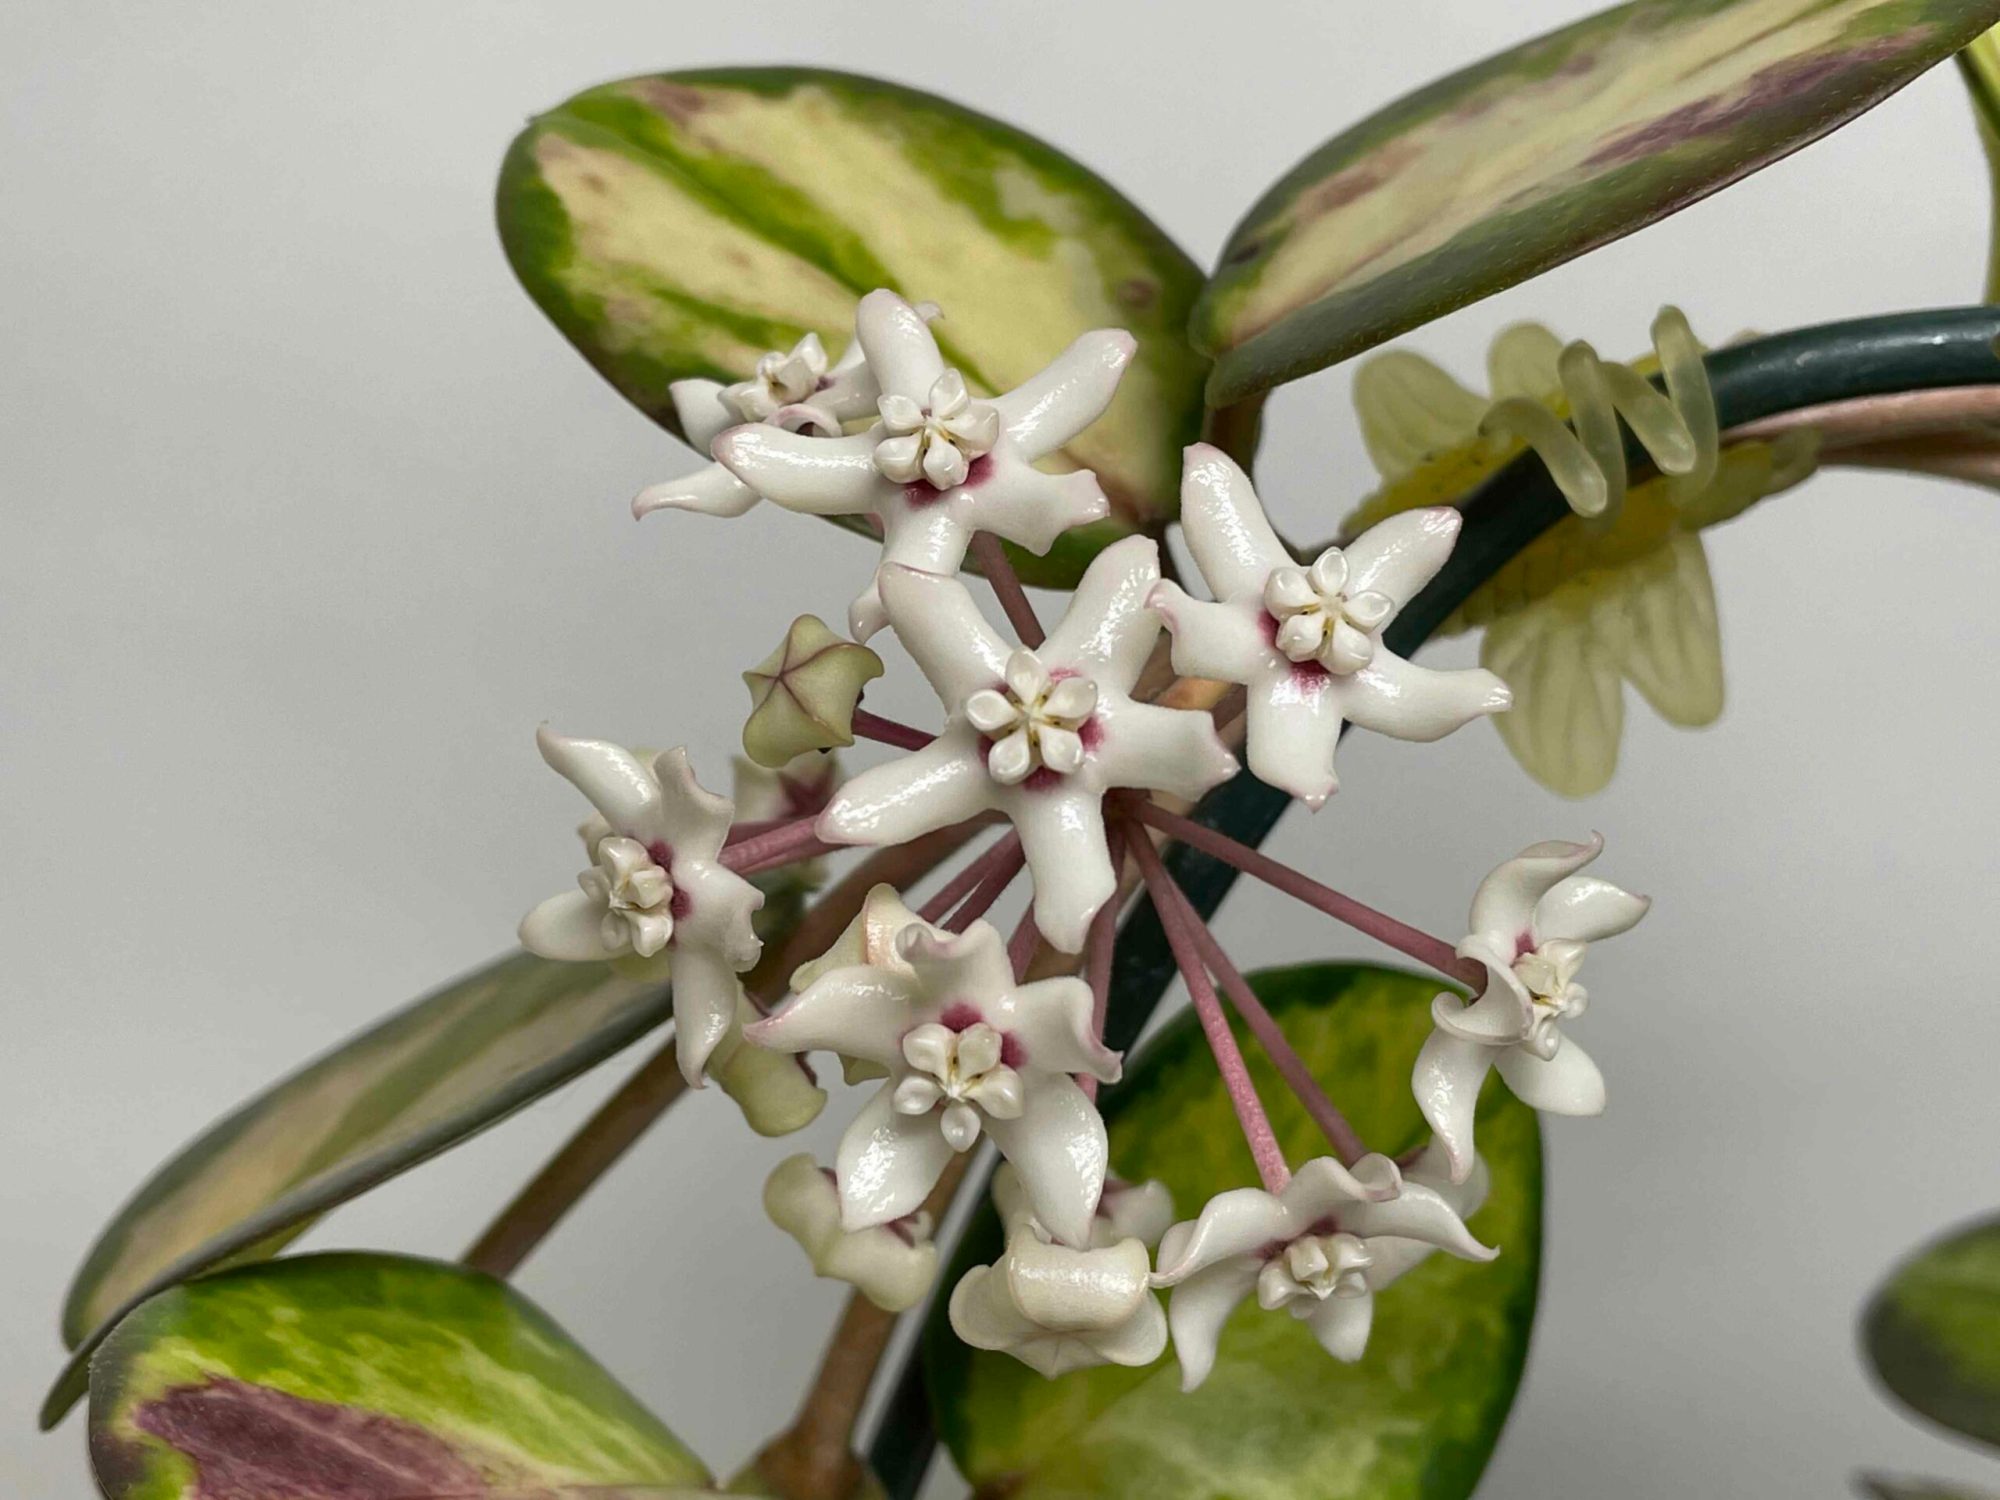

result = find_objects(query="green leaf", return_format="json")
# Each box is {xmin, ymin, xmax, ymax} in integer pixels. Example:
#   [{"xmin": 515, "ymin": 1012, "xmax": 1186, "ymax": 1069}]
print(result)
[
  {"xmin": 86, "ymin": 1251, "xmax": 710, "ymax": 1498},
  {"xmin": 47, "ymin": 951, "xmax": 670, "ymax": 1428},
  {"xmin": 498, "ymin": 66, "xmax": 1209, "ymax": 587},
  {"xmin": 924, "ymin": 962, "xmax": 1541, "ymax": 1500},
  {"xmin": 1865, "ymin": 1213, "xmax": 2000, "ymax": 1450},
  {"xmin": 1193, "ymin": 0, "xmax": 2000, "ymax": 405}
]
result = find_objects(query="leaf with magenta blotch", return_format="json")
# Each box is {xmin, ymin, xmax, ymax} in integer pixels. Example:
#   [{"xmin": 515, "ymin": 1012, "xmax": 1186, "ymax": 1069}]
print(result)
[
  {"xmin": 1194, "ymin": 0, "xmax": 2000, "ymax": 404},
  {"xmin": 47, "ymin": 950, "xmax": 671, "ymax": 1429},
  {"xmin": 88, "ymin": 1252, "xmax": 711, "ymax": 1498}
]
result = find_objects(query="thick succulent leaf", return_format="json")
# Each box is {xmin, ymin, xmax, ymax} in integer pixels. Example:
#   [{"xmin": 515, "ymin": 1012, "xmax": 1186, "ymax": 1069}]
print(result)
[
  {"xmin": 87, "ymin": 1252, "xmax": 710, "ymax": 1497},
  {"xmin": 925, "ymin": 963, "xmax": 1541, "ymax": 1500},
  {"xmin": 499, "ymin": 67, "xmax": 1208, "ymax": 586},
  {"xmin": 48, "ymin": 952, "xmax": 670, "ymax": 1426},
  {"xmin": 1865, "ymin": 1214, "xmax": 2000, "ymax": 1450},
  {"xmin": 1194, "ymin": 0, "xmax": 2000, "ymax": 403}
]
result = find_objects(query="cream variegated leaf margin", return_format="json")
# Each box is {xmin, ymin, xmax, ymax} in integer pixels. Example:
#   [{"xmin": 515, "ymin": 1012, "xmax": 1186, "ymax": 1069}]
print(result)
[
  {"xmin": 1348, "ymin": 321, "xmax": 1817, "ymax": 797},
  {"xmin": 45, "ymin": 953, "xmax": 673, "ymax": 1429},
  {"xmin": 499, "ymin": 68, "xmax": 1208, "ymax": 587},
  {"xmin": 1195, "ymin": 0, "xmax": 2000, "ymax": 402}
]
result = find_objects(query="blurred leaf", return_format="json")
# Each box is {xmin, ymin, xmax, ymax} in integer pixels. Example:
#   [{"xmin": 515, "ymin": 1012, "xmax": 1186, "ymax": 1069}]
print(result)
[
  {"xmin": 48, "ymin": 952, "xmax": 670, "ymax": 1426},
  {"xmin": 1859, "ymin": 1476, "xmax": 2000, "ymax": 1500},
  {"xmin": 1865, "ymin": 1214, "xmax": 2000, "ymax": 1450},
  {"xmin": 499, "ymin": 66, "xmax": 1208, "ymax": 586},
  {"xmin": 925, "ymin": 963, "xmax": 1541, "ymax": 1499},
  {"xmin": 1346, "ymin": 321, "xmax": 1819, "ymax": 797},
  {"xmin": 87, "ymin": 1252, "xmax": 709, "ymax": 1497},
  {"xmin": 1194, "ymin": 0, "xmax": 2000, "ymax": 404},
  {"xmin": 1958, "ymin": 25, "xmax": 2000, "ymax": 297}
]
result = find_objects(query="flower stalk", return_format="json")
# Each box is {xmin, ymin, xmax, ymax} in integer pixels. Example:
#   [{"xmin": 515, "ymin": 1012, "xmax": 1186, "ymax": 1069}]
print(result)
[
  {"xmin": 917, "ymin": 832, "xmax": 1022, "ymax": 925},
  {"xmin": 463, "ymin": 1037, "xmax": 688, "ymax": 1278},
  {"xmin": 1129, "ymin": 834, "xmax": 1290, "ymax": 1194},
  {"xmin": 969, "ymin": 530, "xmax": 1046, "ymax": 647},
  {"xmin": 1130, "ymin": 801, "xmax": 1479, "ymax": 987},
  {"xmin": 1182, "ymin": 905, "xmax": 1369, "ymax": 1166},
  {"xmin": 850, "ymin": 709, "xmax": 936, "ymax": 752}
]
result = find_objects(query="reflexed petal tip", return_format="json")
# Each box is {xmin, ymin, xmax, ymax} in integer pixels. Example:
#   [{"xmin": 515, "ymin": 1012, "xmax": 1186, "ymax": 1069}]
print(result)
[
  {"xmin": 631, "ymin": 462, "xmax": 760, "ymax": 521},
  {"xmin": 519, "ymin": 890, "xmax": 617, "ymax": 962},
  {"xmin": 536, "ymin": 725, "xmax": 662, "ymax": 840},
  {"xmin": 1151, "ymin": 1186, "xmax": 1293, "ymax": 1285},
  {"xmin": 1468, "ymin": 830, "xmax": 1605, "ymax": 938}
]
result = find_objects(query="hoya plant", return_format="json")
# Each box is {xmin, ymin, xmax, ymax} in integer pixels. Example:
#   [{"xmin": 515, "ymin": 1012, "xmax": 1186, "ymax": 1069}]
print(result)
[{"xmin": 44, "ymin": 3, "xmax": 2000, "ymax": 1497}]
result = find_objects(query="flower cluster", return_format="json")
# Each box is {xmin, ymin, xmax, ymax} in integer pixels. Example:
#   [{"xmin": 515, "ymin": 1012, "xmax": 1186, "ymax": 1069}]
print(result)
[{"xmin": 516, "ymin": 290, "xmax": 1649, "ymax": 1386}]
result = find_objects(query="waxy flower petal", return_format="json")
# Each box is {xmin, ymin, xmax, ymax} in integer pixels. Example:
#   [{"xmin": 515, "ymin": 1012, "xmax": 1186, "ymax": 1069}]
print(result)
[
  {"xmin": 1363, "ymin": 1140, "xmax": 1492, "ymax": 1289},
  {"xmin": 633, "ymin": 325, "xmax": 884, "ymax": 522},
  {"xmin": 713, "ymin": 290, "xmax": 1133, "ymax": 638},
  {"xmin": 815, "ymin": 539, "xmax": 1237, "ymax": 951},
  {"xmin": 993, "ymin": 1163, "xmax": 1174, "ymax": 1252},
  {"xmin": 1153, "ymin": 1154, "xmax": 1493, "ymax": 1390},
  {"xmin": 764, "ymin": 1154, "xmax": 936, "ymax": 1313},
  {"xmin": 1416, "ymin": 833, "xmax": 1648, "ymax": 1179},
  {"xmin": 1150, "ymin": 445, "xmax": 1510, "ymax": 808},
  {"xmin": 747, "ymin": 912, "xmax": 1120, "ymax": 1246},
  {"xmin": 949, "ymin": 1223, "xmax": 1167, "ymax": 1378},
  {"xmin": 519, "ymin": 730, "xmax": 763, "ymax": 1085}
]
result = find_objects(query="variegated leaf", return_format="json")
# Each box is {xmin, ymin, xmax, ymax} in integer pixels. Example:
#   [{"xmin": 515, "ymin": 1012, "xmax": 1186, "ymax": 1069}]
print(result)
[
  {"xmin": 87, "ymin": 1253, "xmax": 709, "ymax": 1497},
  {"xmin": 1195, "ymin": 0, "xmax": 2000, "ymax": 403},
  {"xmin": 47, "ymin": 952, "xmax": 669, "ymax": 1428},
  {"xmin": 499, "ymin": 68, "xmax": 1208, "ymax": 586}
]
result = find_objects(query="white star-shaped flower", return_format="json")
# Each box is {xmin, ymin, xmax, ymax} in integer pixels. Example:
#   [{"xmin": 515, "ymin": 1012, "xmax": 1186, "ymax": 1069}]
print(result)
[
  {"xmin": 633, "ymin": 329, "xmax": 887, "ymax": 522},
  {"xmin": 949, "ymin": 1176, "xmax": 1169, "ymax": 1377},
  {"xmin": 1414, "ymin": 833, "xmax": 1650, "ymax": 1180},
  {"xmin": 519, "ymin": 729, "xmax": 764, "ymax": 1085},
  {"xmin": 764, "ymin": 1153, "xmax": 938, "ymax": 1313},
  {"xmin": 814, "ymin": 537, "xmax": 1238, "ymax": 952},
  {"xmin": 1151, "ymin": 1155, "xmax": 1496, "ymax": 1391},
  {"xmin": 1148, "ymin": 444, "xmax": 1512, "ymax": 808},
  {"xmin": 712, "ymin": 289, "xmax": 1134, "ymax": 638},
  {"xmin": 745, "ymin": 910, "xmax": 1119, "ymax": 1246}
]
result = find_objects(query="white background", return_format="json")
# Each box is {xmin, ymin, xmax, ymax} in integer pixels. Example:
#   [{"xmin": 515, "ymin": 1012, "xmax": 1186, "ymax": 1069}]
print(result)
[{"xmin": 7, "ymin": 2, "xmax": 2000, "ymax": 1494}]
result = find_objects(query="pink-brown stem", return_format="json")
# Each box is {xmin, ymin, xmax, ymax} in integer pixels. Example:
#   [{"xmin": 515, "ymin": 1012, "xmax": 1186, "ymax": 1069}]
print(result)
[
  {"xmin": 1079, "ymin": 828, "xmax": 1127, "ymax": 1103},
  {"xmin": 1006, "ymin": 905, "xmax": 1041, "ymax": 981},
  {"xmin": 724, "ymin": 816, "xmax": 792, "ymax": 847},
  {"xmin": 1132, "ymin": 802, "xmax": 1480, "ymax": 987},
  {"xmin": 1185, "ymin": 908, "xmax": 1369, "ymax": 1166},
  {"xmin": 945, "ymin": 839, "xmax": 1027, "ymax": 932},
  {"xmin": 918, "ymin": 831, "xmax": 1023, "ymax": 925},
  {"xmin": 1130, "ymin": 834, "xmax": 1290, "ymax": 1194},
  {"xmin": 720, "ymin": 816, "xmax": 837, "ymax": 875},
  {"xmin": 851, "ymin": 708, "xmax": 935, "ymax": 751},
  {"xmin": 970, "ymin": 531, "xmax": 1045, "ymax": 647}
]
